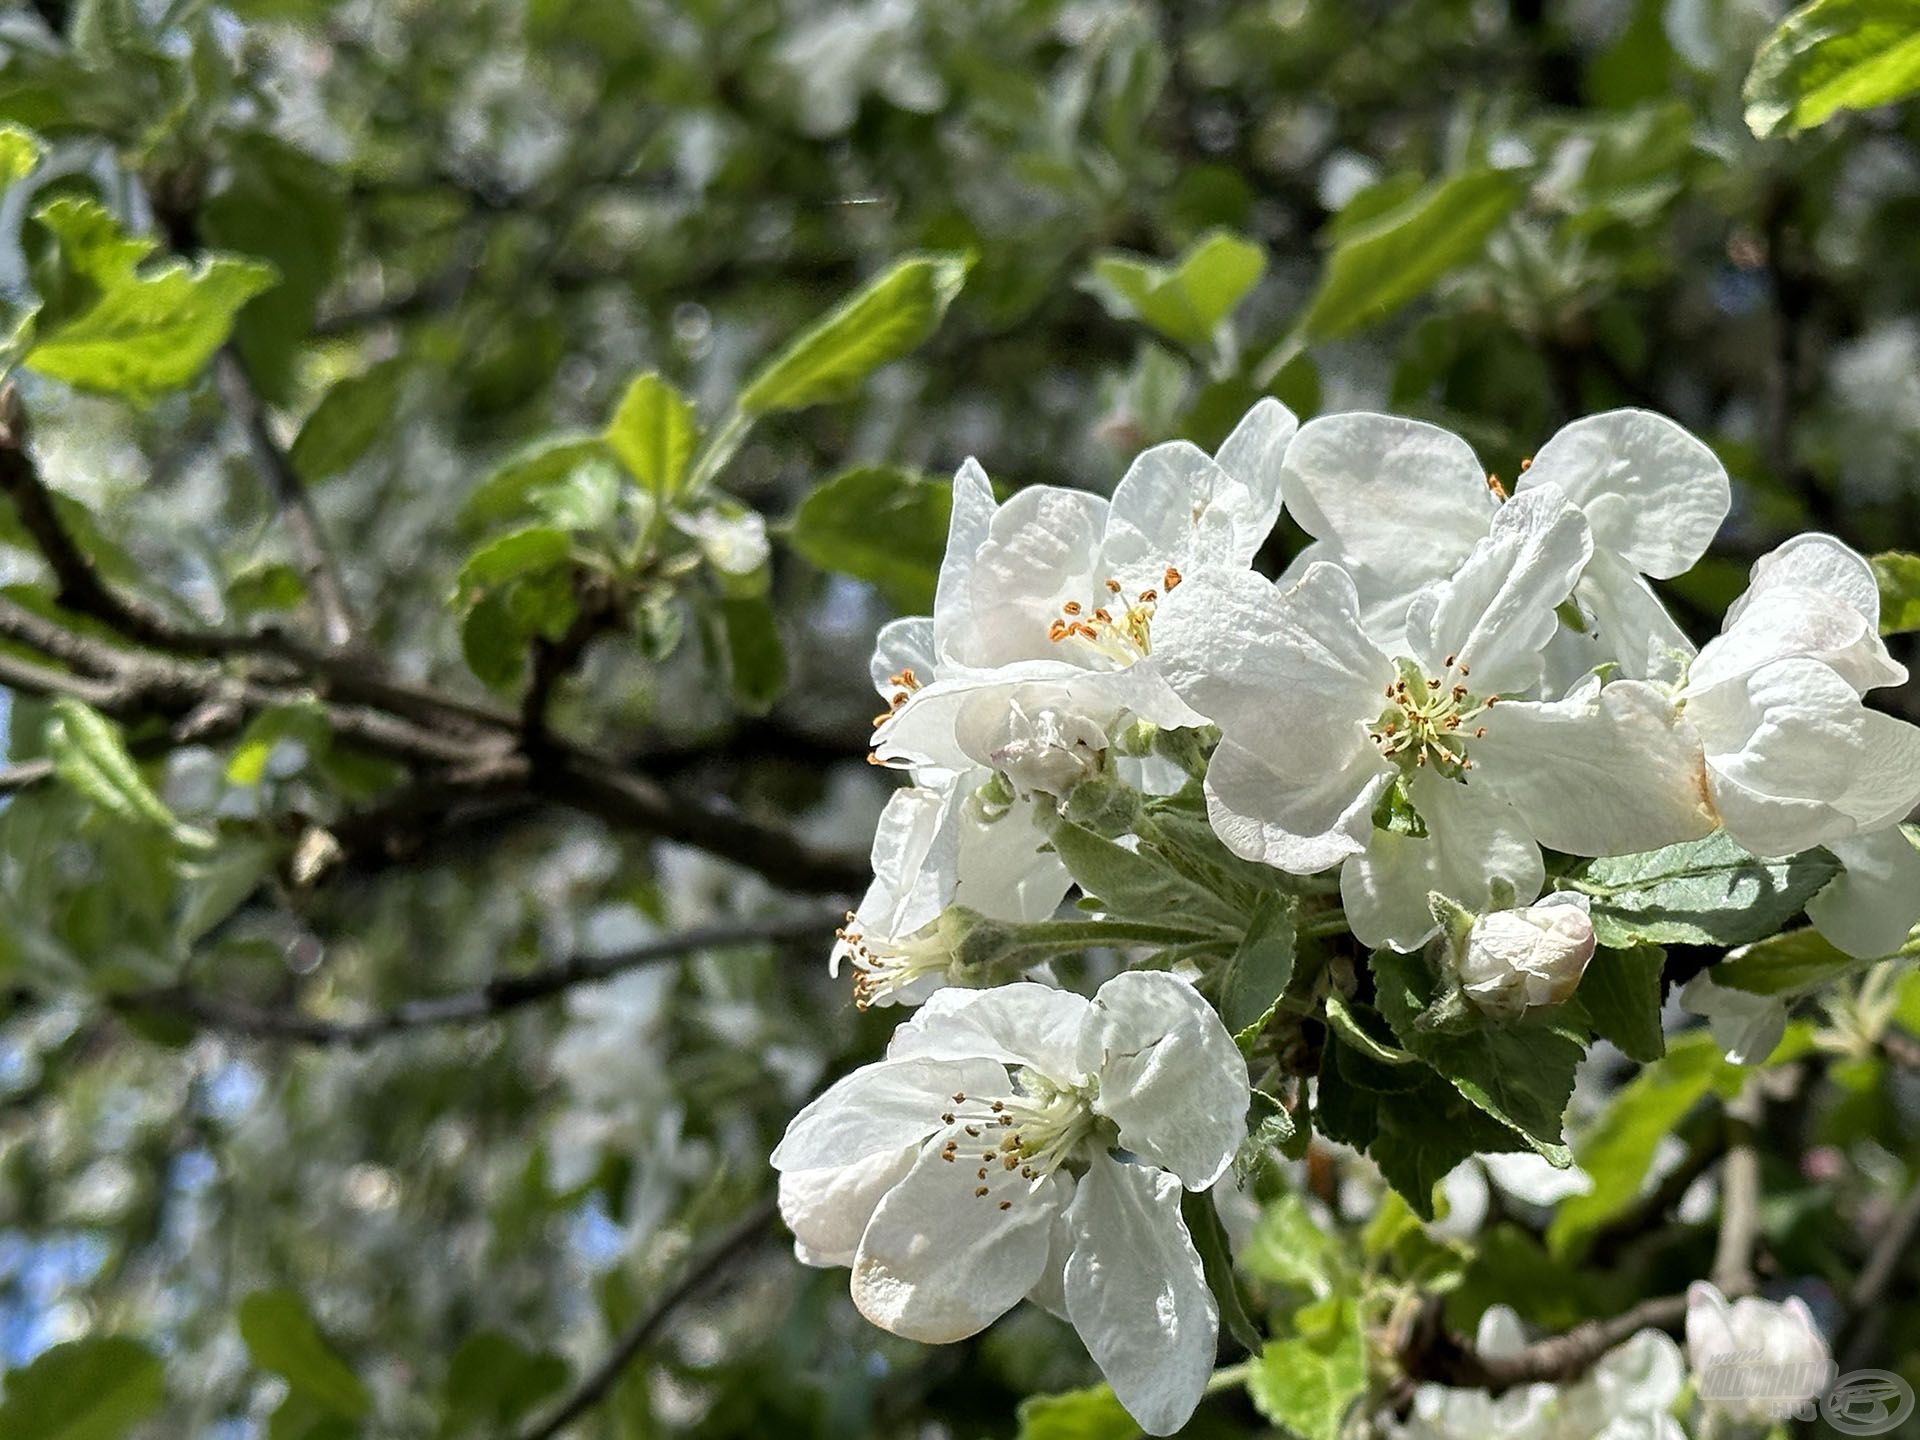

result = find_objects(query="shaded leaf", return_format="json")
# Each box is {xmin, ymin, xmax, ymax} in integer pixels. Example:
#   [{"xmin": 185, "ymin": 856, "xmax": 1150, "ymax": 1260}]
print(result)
[
  {"xmin": 786, "ymin": 465, "xmax": 951, "ymax": 613},
  {"xmin": 716, "ymin": 590, "xmax": 787, "ymax": 713},
  {"xmin": 1571, "ymin": 832, "xmax": 1840, "ymax": 948},
  {"xmin": 1219, "ymin": 892, "xmax": 1296, "ymax": 1039},
  {"xmin": 239, "ymin": 1289, "xmax": 372, "ymax": 1421},
  {"xmin": 1576, "ymin": 944, "xmax": 1667, "ymax": 1062},
  {"xmin": 289, "ymin": 359, "xmax": 403, "ymax": 484},
  {"xmin": 1716, "ymin": 927, "xmax": 1891, "ymax": 996},
  {"xmin": 0, "ymin": 1335, "xmax": 166, "ymax": 1440}
]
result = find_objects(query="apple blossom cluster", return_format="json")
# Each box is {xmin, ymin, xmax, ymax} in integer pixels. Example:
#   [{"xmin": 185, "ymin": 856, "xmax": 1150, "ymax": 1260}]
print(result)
[{"xmin": 776, "ymin": 399, "xmax": 1918, "ymax": 1434}]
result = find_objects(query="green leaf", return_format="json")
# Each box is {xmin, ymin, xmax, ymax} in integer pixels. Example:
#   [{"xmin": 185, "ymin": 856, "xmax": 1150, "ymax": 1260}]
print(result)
[
  {"xmin": 1219, "ymin": 892, "xmax": 1297, "ymax": 1039},
  {"xmin": 199, "ymin": 134, "xmax": 346, "ymax": 403},
  {"xmin": 1744, "ymin": 0, "xmax": 1920, "ymax": 138},
  {"xmin": 437, "ymin": 1332, "xmax": 570, "ymax": 1438},
  {"xmin": 0, "ymin": 1336, "xmax": 166, "ymax": 1440},
  {"xmin": 1015, "ymin": 1384, "xmax": 1140, "ymax": 1440},
  {"xmin": 1246, "ymin": 1297, "xmax": 1366, "ymax": 1440},
  {"xmin": 786, "ymin": 465, "xmax": 952, "ymax": 613},
  {"xmin": 1575, "ymin": 944, "xmax": 1667, "ymax": 1062},
  {"xmin": 1546, "ymin": 1032, "xmax": 1740, "ymax": 1258},
  {"xmin": 457, "ymin": 525, "xmax": 572, "ymax": 595},
  {"xmin": 1082, "ymin": 230, "xmax": 1266, "ymax": 349},
  {"xmin": 238, "ymin": 1289, "xmax": 372, "ymax": 1421},
  {"xmin": 24, "ymin": 197, "xmax": 278, "ymax": 405},
  {"xmin": 1570, "ymin": 832, "xmax": 1841, "ymax": 948},
  {"xmin": 1716, "ymin": 927, "xmax": 1894, "ymax": 996},
  {"xmin": 0, "ymin": 122, "xmax": 45, "ymax": 185},
  {"xmin": 1048, "ymin": 820, "xmax": 1245, "ymax": 936},
  {"xmin": 1297, "ymin": 170, "xmax": 1523, "ymax": 341},
  {"xmin": 460, "ymin": 437, "xmax": 613, "ymax": 531},
  {"xmin": 1371, "ymin": 948, "xmax": 1584, "ymax": 1164},
  {"xmin": 226, "ymin": 701, "xmax": 331, "ymax": 786},
  {"xmin": 1239, "ymin": 1191, "xmax": 1348, "ymax": 1298},
  {"xmin": 1181, "ymin": 1188, "xmax": 1262, "ymax": 1354},
  {"xmin": 605, "ymin": 371, "xmax": 699, "ymax": 498},
  {"xmin": 717, "ymin": 590, "xmax": 787, "ymax": 713},
  {"xmin": 288, "ymin": 359, "xmax": 403, "ymax": 484},
  {"xmin": 225, "ymin": 561, "xmax": 308, "ymax": 617},
  {"xmin": 47, "ymin": 698, "xmax": 213, "ymax": 848},
  {"xmin": 1869, "ymin": 550, "xmax": 1920, "ymax": 634},
  {"xmin": 738, "ymin": 252, "xmax": 972, "ymax": 414}
]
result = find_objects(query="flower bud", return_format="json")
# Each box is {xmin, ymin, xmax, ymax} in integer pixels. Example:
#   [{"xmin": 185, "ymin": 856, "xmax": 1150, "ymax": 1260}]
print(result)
[
  {"xmin": 1685, "ymin": 1282, "xmax": 1833, "ymax": 1424},
  {"xmin": 1457, "ymin": 893, "xmax": 1594, "ymax": 1019},
  {"xmin": 986, "ymin": 699, "xmax": 1108, "ymax": 800}
]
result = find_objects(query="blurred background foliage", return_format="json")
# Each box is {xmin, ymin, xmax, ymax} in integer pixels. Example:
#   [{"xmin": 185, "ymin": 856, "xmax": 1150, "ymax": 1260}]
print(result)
[{"xmin": 2, "ymin": 0, "xmax": 1920, "ymax": 1435}]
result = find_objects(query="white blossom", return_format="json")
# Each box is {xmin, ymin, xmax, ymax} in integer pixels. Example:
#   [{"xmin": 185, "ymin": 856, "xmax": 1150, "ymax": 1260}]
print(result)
[
  {"xmin": 1679, "ymin": 973, "xmax": 1788, "ymax": 1067},
  {"xmin": 1685, "ymin": 1282, "xmax": 1833, "ymax": 1424},
  {"xmin": 1155, "ymin": 485, "xmax": 1712, "ymax": 948},
  {"xmin": 1459, "ymin": 892, "xmax": 1595, "ymax": 1018},
  {"xmin": 1277, "ymin": 409, "xmax": 1728, "ymax": 680},
  {"xmin": 770, "ymin": 972, "xmax": 1250, "ymax": 1435},
  {"xmin": 1676, "ymin": 535, "xmax": 1920, "ymax": 957},
  {"xmin": 871, "ymin": 400, "xmax": 1297, "ymax": 785}
]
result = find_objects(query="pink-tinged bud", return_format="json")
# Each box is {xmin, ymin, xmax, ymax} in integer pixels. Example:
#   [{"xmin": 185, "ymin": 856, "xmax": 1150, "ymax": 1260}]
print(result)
[{"xmin": 1458, "ymin": 895, "xmax": 1595, "ymax": 1018}]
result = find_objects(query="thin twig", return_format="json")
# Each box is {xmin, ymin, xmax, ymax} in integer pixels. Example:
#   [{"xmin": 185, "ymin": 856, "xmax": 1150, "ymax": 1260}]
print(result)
[
  {"xmin": 1711, "ymin": 1080, "xmax": 1764, "ymax": 1297},
  {"xmin": 217, "ymin": 350, "xmax": 359, "ymax": 648},
  {"xmin": 114, "ymin": 909, "xmax": 846, "ymax": 1048},
  {"xmin": 1842, "ymin": 1177, "xmax": 1920, "ymax": 1370},
  {"xmin": 511, "ymin": 1197, "xmax": 780, "ymax": 1440}
]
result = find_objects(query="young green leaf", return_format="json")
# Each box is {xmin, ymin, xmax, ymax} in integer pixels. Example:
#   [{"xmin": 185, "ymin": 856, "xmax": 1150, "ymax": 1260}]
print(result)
[
  {"xmin": 738, "ymin": 252, "xmax": 971, "ymax": 414},
  {"xmin": 1869, "ymin": 550, "xmax": 1920, "ymax": 634},
  {"xmin": 0, "ymin": 122, "xmax": 45, "ymax": 185},
  {"xmin": 47, "ymin": 698, "xmax": 214, "ymax": 848},
  {"xmin": 1238, "ymin": 1191, "xmax": 1349, "ymax": 1298},
  {"xmin": 460, "ymin": 437, "xmax": 612, "ymax": 531},
  {"xmin": 1218, "ymin": 892, "xmax": 1296, "ymax": 1039},
  {"xmin": 1715, "ymin": 926, "xmax": 1892, "ymax": 996},
  {"xmin": 1082, "ymin": 229, "xmax": 1265, "ymax": 349},
  {"xmin": 1296, "ymin": 169, "xmax": 1522, "ymax": 342},
  {"xmin": 238, "ymin": 1289, "xmax": 372, "ymax": 1421},
  {"xmin": 786, "ymin": 465, "xmax": 951, "ymax": 613},
  {"xmin": 24, "ymin": 198, "xmax": 278, "ymax": 405},
  {"xmin": 437, "ymin": 1332, "xmax": 570, "ymax": 1438},
  {"xmin": 1014, "ymin": 1384, "xmax": 1140, "ymax": 1440},
  {"xmin": 605, "ymin": 371, "xmax": 699, "ymax": 498},
  {"xmin": 1744, "ymin": 0, "xmax": 1920, "ymax": 138},
  {"xmin": 1570, "ymin": 832, "xmax": 1841, "ymax": 948},
  {"xmin": 0, "ymin": 1335, "xmax": 166, "ymax": 1440},
  {"xmin": 1246, "ymin": 1297, "xmax": 1367, "ymax": 1440},
  {"xmin": 716, "ymin": 590, "xmax": 788, "ymax": 713},
  {"xmin": 456, "ymin": 525, "xmax": 572, "ymax": 595}
]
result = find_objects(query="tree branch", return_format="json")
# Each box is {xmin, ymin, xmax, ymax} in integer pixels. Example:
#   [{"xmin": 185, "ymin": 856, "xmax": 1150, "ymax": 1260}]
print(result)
[
  {"xmin": 1841, "ymin": 1175, "xmax": 1920, "ymax": 1370},
  {"xmin": 1398, "ymin": 1291, "xmax": 1691, "ymax": 1393},
  {"xmin": 1711, "ymin": 1080, "xmax": 1764, "ymax": 1296},
  {"xmin": 114, "ymin": 909, "xmax": 845, "ymax": 1048},
  {"xmin": 217, "ymin": 349, "xmax": 360, "ymax": 648},
  {"xmin": 512, "ymin": 1197, "xmax": 780, "ymax": 1440}
]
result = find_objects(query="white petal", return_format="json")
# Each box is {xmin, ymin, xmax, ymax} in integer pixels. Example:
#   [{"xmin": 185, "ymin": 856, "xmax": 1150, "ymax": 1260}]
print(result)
[
  {"xmin": 1340, "ymin": 776, "xmax": 1545, "ymax": 950},
  {"xmin": 1692, "ymin": 659, "xmax": 1920, "ymax": 854},
  {"xmin": 780, "ymin": 1147, "xmax": 916, "ymax": 1268},
  {"xmin": 1212, "ymin": 397, "xmax": 1299, "ymax": 539},
  {"xmin": 1155, "ymin": 561, "xmax": 1394, "ymax": 771},
  {"xmin": 1405, "ymin": 485, "xmax": 1593, "ymax": 697},
  {"xmin": 1807, "ymin": 827, "xmax": 1920, "ymax": 958},
  {"xmin": 1103, "ymin": 441, "xmax": 1267, "ymax": 576},
  {"xmin": 887, "ymin": 982, "xmax": 1092, "ymax": 1078},
  {"xmin": 1689, "ymin": 588, "xmax": 1904, "ymax": 698},
  {"xmin": 771, "ymin": 1056, "xmax": 1010, "ymax": 1170},
  {"xmin": 1080, "ymin": 970, "xmax": 1250, "ymax": 1189},
  {"xmin": 851, "ymin": 1134, "xmax": 1062, "ymax": 1342},
  {"xmin": 1680, "ymin": 976, "xmax": 1787, "ymax": 1067},
  {"xmin": 1518, "ymin": 409, "xmax": 1729, "ymax": 578},
  {"xmin": 1585, "ymin": 1329, "xmax": 1687, "ymax": 1419},
  {"xmin": 1727, "ymin": 532, "xmax": 1882, "ymax": 631},
  {"xmin": 952, "ymin": 788, "xmax": 1074, "ymax": 924},
  {"xmin": 1025, "ymin": 1173, "xmax": 1079, "ymax": 1320},
  {"xmin": 1685, "ymin": 1281, "xmax": 1740, "ymax": 1368},
  {"xmin": 932, "ymin": 458, "xmax": 998, "ymax": 659},
  {"xmin": 870, "ymin": 616, "xmax": 938, "ymax": 696},
  {"xmin": 1474, "ymin": 679, "xmax": 1716, "ymax": 855},
  {"xmin": 1554, "ymin": 546, "xmax": 1696, "ymax": 685},
  {"xmin": 837, "ymin": 783, "xmax": 966, "ymax": 974},
  {"xmin": 956, "ymin": 486, "xmax": 1110, "ymax": 667},
  {"xmin": 1280, "ymin": 413, "xmax": 1496, "ymax": 605},
  {"xmin": 1204, "ymin": 736, "xmax": 1392, "ymax": 874},
  {"xmin": 1063, "ymin": 1154, "xmax": 1217, "ymax": 1436}
]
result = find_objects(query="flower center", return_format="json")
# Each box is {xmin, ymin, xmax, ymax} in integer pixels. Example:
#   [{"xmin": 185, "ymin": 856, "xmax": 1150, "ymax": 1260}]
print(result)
[
  {"xmin": 1045, "ymin": 566, "xmax": 1182, "ymax": 669},
  {"xmin": 935, "ymin": 1071, "xmax": 1103, "ymax": 1211},
  {"xmin": 1367, "ymin": 654, "xmax": 1500, "ymax": 781},
  {"xmin": 838, "ymin": 914, "xmax": 949, "ymax": 1010}
]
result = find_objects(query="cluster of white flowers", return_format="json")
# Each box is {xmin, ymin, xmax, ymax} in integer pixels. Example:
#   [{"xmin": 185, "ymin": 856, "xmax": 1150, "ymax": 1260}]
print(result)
[{"xmin": 777, "ymin": 400, "xmax": 1916, "ymax": 1432}]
